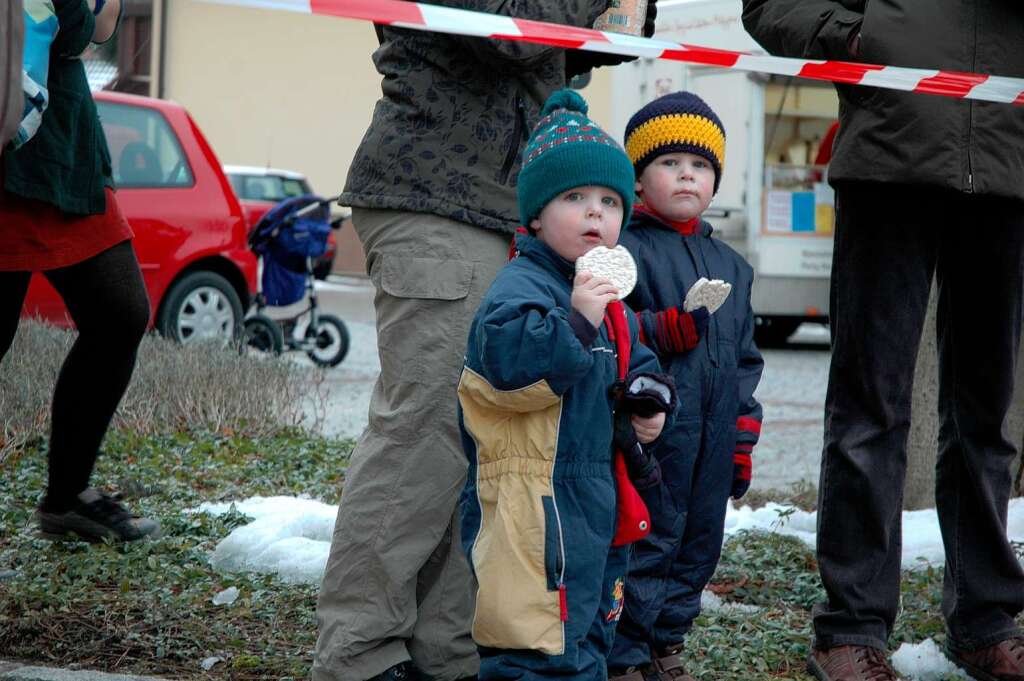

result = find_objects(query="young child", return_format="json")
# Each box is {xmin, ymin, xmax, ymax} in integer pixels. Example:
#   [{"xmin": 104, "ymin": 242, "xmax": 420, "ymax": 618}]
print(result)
[
  {"xmin": 608, "ymin": 91, "xmax": 765, "ymax": 681},
  {"xmin": 458, "ymin": 89, "xmax": 677, "ymax": 681}
]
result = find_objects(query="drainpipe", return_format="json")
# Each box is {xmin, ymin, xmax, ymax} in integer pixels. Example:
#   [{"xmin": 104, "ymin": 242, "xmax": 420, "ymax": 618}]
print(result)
[{"xmin": 157, "ymin": 0, "xmax": 167, "ymax": 99}]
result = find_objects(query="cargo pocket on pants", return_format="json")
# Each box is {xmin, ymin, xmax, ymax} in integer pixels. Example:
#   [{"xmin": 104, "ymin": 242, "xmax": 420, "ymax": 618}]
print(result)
[
  {"xmin": 378, "ymin": 255, "xmax": 475, "ymax": 302},
  {"xmin": 374, "ymin": 254, "xmax": 475, "ymax": 386},
  {"xmin": 371, "ymin": 254, "xmax": 476, "ymax": 443}
]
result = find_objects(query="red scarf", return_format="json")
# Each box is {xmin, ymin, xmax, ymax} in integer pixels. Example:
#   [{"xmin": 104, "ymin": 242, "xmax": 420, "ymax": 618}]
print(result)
[
  {"xmin": 604, "ymin": 301, "xmax": 652, "ymax": 547},
  {"xmin": 634, "ymin": 203, "xmax": 700, "ymax": 236}
]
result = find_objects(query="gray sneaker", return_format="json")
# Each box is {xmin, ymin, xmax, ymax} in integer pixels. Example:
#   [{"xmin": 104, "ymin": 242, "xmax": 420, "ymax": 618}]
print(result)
[{"xmin": 36, "ymin": 488, "xmax": 161, "ymax": 543}]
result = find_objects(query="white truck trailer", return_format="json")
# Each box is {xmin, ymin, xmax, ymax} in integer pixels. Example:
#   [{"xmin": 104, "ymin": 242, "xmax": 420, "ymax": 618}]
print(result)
[{"xmin": 605, "ymin": 0, "xmax": 840, "ymax": 346}]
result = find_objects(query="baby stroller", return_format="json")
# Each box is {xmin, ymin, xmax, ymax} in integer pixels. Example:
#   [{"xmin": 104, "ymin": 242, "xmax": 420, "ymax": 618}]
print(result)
[{"xmin": 243, "ymin": 194, "xmax": 350, "ymax": 367}]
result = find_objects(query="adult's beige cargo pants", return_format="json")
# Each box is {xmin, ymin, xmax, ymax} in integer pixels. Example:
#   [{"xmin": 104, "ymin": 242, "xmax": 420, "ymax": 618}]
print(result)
[{"xmin": 313, "ymin": 208, "xmax": 509, "ymax": 681}]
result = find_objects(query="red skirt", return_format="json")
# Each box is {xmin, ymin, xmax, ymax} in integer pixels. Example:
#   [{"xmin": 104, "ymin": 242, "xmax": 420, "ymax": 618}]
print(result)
[{"xmin": 0, "ymin": 187, "xmax": 134, "ymax": 272}]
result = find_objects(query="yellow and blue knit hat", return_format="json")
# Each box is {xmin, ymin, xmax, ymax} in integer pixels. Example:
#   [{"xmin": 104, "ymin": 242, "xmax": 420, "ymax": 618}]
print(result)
[
  {"xmin": 518, "ymin": 89, "xmax": 636, "ymax": 228},
  {"xmin": 624, "ymin": 91, "xmax": 726, "ymax": 194}
]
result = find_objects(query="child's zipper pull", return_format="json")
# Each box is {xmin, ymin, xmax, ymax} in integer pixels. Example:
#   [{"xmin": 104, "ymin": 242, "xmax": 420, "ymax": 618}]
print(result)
[{"xmin": 559, "ymin": 583, "xmax": 568, "ymax": 622}]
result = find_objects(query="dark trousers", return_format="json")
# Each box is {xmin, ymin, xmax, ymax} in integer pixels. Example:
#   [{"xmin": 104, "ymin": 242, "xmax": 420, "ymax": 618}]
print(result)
[
  {"xmin": 812, "ymin": 182, "xmax": 1024, "ymax": 652},
  {"xmin": 608, "ymin": 411, "xmax": 735, "ymax": 669},
  {"xmin": 0, "ymin": 240, "xmax": 150, "ymax": 511}
]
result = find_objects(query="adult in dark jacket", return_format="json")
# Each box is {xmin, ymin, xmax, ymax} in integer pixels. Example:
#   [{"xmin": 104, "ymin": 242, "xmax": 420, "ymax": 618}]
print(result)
[
  {"xmin": 313, "ymin": 3, "xmax": 659, "ymax": 681},
  {"xmin": 1, "ymin": 2, "xmax": 23, "ymax": 147},
  {"xmin": 742, "ymin": 2, "xmax": 1024, "ymax": 680}
]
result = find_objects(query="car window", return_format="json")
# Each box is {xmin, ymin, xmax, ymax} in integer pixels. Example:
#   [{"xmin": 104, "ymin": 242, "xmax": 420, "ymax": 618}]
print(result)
[
  {"xmin": 227, "ymin": 173, "xmax": 246, "ymax": 197},
  {"xmin": 97, "ymin": 101, "xmax": 194, "ymax": 189},
  {"xmin": 231, "ymin": 175, "xmax": 310, "ymax": 202},
  {"xmin": 281, "ymin": 178, "xmax": 308, "ymax": 198}
]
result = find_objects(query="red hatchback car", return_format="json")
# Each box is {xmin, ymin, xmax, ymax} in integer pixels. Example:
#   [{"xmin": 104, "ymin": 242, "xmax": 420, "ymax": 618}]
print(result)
[{"xmin": 21, "ymin": 92, "xmax": 258, "ymax": 345}]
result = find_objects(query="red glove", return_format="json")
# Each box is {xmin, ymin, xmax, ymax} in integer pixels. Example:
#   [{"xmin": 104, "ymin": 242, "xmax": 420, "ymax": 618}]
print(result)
[{"xmin": 731, "ymin": 446, "xmax": 752, "ymax": 500}]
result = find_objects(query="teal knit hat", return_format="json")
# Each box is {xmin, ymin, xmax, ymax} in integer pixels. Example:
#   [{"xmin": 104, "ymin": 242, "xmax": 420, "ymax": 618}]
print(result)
[{"xmin": 518, "ymin": 90, "xmax": 635, "ymax": 229}]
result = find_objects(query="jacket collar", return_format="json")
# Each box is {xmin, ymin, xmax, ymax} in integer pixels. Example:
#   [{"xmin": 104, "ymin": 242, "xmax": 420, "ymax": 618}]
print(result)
[
  {"xmin": 632, "ymin": 203, "xmax": 712, "ymax": 237},
  {"xmin": 513, "ymin": 231, "xmax": 577, "ymax": 282}
]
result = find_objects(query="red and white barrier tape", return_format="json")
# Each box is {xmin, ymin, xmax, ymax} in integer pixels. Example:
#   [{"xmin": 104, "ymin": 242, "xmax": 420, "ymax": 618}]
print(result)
[{"xmin": 201, "ymin": 0, "xmax": 1024, "ymax": 106}]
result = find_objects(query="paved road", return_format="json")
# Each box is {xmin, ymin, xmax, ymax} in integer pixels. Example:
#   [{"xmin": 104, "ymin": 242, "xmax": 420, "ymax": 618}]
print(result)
[{"xmin": 303, "ymin": 276, "xmax": 832, "ymax": 493}]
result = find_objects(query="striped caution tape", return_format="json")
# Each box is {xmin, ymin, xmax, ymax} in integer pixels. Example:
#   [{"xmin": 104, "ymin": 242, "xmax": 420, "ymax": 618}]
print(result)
[{"xmin": 200, "ymin": 0, "xmax": 1024, "ymax": 106}]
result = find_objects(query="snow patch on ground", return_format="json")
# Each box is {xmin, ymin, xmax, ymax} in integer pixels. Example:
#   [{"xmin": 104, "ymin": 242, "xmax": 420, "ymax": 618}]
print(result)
[
  {"xmin": 195, "ymin": 496, "xmax": 1024, "ymax": 586},
  {"xmin": 700, "ymin": 589, "xmax": 761, "ymax": 613},
  {"xmin": 194, "ymin": 496, "xmax": 336, "ymax": 584},
  {"xmin": 192, "ymin": 496, "xmax": 1024, "ymax": 680},
  {"xmin": 726, "ymin": 498, "xmax": 1024, "ymax": 569},
  {"xmin": 891, "ymin": 639, "xmax": 967, "ymax": 680}
]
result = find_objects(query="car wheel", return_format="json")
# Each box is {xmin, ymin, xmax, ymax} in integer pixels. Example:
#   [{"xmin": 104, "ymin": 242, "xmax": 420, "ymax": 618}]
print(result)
[
  {"xmin": 305, "ymin": 313, "xmax": 349, "ymax": 367},
  {"xmin": 242, "ymin": 314, "xmax": 284, "ymax": 356},
  {"xmin": 157, "ymin": 271, "xmax": 243, "ymax": 345}
]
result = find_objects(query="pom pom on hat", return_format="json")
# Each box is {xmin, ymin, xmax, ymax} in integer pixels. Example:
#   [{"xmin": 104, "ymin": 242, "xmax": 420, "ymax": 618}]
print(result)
[{"xmin": 541, "ymin": 89, "xmax": 589, "ymax": 117}]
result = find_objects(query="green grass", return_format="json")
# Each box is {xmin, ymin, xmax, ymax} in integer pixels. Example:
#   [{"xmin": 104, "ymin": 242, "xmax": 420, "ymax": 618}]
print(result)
[
  {"xmin": 688, "ymin": 531, "xmax": 963, "ymax": 680},
  {"xmin": 0, "ymin": 432, "xmax": 998, "ymax": 680},
  {"xmin": 0, "ymin": 430, "xmax": 351, "ymax": 679}
]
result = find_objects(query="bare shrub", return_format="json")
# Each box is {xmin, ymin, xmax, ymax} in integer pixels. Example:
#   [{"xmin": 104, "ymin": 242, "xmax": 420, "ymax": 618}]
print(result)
[{"xmin": 1, "ymin": 321, "xmax": 328, "ymax": 459}]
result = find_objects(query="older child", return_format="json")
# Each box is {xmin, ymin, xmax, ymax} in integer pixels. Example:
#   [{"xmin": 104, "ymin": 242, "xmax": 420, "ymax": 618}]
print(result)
[
  {"xmin": 608, "ymin": 91, "xmax": 764, "ymax": 681},
  {"xmin": 458, "ymin": 89, "xmax": 676, "ymax": 681}
]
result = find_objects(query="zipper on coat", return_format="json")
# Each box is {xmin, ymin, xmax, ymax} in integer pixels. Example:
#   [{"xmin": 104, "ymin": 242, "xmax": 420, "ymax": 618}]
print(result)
[
  {"xmin": 552, "ymin": 491, "xmax": 568, "ymax": 622},
  {"xmin": 685, "ymin": 234, "xmax": 718, "ymax": 367},
  {"xmin": 965, "ymin": 3, "xmax": 976, "ymax": 193},
  {"xmin": 499, "ymin": 93, "xmax": 528, "ymax": 185}
]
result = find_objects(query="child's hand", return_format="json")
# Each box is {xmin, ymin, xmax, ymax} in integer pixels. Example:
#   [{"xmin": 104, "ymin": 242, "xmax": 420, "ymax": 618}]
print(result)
[
  {"xmin": 631, "ymin": 412, "xmax": 665, "ymax": 444},
  {"xmin": 572, "ymin": 271, "xmax": 619, "ymax": 329}
]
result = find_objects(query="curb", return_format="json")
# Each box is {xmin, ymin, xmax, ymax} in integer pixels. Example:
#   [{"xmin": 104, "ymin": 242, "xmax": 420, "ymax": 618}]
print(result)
[{"xmin": 0, "ymin": 663, "xmax": 167, "ymax": 681}]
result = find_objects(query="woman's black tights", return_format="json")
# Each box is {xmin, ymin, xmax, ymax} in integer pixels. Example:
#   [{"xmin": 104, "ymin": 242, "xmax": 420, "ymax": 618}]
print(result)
[{"xmin": 0, "ymin": 240, "xmax": 150, "ymax": 512}]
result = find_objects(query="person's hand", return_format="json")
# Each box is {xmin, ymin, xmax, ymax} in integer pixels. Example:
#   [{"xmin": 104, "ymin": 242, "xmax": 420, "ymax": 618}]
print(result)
[
  {"xmin": 571, "ymin": 271, "xmax": 619, "ymax": 329},
  {"xmin": 643, "ymin": 0, "xmax": 658, "ymax": 38},
  {"xmin": 732, "ymin": 450, "xmax": 752, "ymax": 499},
  {"xmin": 631, "ymin": 412, "xmax": 665, "ymax": 444},
  {"xmin": 92, "ymin": 0, "xmax": 120, "ymax": 44}
]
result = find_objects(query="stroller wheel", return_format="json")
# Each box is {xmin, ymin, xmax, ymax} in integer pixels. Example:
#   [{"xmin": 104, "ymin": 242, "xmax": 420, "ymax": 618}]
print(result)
[
  {"xmin": 305, "ymin": 314, "xmax": 350, "ymax": 367},
  {"xmin": 242, "ymin": 314, "xmax": 284, "ymax": 356}
]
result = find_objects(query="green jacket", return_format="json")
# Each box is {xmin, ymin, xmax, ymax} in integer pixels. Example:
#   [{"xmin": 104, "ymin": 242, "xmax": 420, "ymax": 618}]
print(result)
[
  {"xmin": 340, "ymin": 0, "xmax": 618, "ymax": 234},
  {"xmin": 3, "ymin": 0, "xmax": 115, "ymax": 216}
]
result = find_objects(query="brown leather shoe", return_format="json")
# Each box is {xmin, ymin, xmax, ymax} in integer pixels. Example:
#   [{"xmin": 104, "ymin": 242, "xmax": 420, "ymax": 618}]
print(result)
[
  {"xmin": 945, "ymin": 636, "xmax": 1024, "ymax": 681},
  {"xmin": 806, "ymin": 645, "xmax": 900, "ymax": 681},
  {"xmin": 650, "ymin": 645, "xmax": 695, "ymax": 681},
  {"xmin": 607, "ymin": 666, "xmax": 653, "ymax": 681}
]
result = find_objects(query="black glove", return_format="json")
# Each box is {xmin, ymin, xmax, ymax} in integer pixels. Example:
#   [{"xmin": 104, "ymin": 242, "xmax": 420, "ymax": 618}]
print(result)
[
  {"xmin": 613, "ymin": 411, "xmax": 662, "ymax": 489},
  {"xmin": 611, "ymin": 371, "xmax": 678, "ymax": 418},
  {"xmin": 610, "ymin": 371, "xmax": 676, "ymax": 489},
  {"xmin": 565, "ymin": 0, "xmax": 658, "ymax": 78},
  {"xmin": 644, "ymin": 0, "xmax": 658, "ymax": 38}
]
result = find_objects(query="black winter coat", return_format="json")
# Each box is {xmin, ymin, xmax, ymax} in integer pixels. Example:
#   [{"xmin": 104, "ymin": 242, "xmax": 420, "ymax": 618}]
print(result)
[{"xmin": 741, "ymin": 0, "xmax": 1024, "ymax": 201}]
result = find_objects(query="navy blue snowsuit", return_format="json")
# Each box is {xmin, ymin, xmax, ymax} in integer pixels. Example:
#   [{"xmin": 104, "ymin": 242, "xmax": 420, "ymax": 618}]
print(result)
[
  {"xmin": 458, "ymin": 233, "xmax": 666, "ymax": 681},
  {"xmin": 608, "ymin": 209, "xmax": 764, "ymax": 668}
]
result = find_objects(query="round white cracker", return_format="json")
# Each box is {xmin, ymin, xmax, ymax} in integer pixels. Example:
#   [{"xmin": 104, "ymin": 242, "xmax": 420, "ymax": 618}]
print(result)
[
  {"xmin": 576, "ymin": 245, "xmax": 637, "ymax": 300},
  {"xmin": 685, "ymin": 279, "xmax": 732, "ymax": 314}
]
